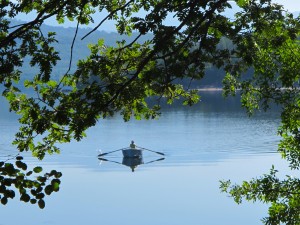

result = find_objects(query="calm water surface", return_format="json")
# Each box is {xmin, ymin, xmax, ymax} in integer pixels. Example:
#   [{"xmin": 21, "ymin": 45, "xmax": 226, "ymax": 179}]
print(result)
[{"xmin": 0, "ymin": 93, "xmax": 291, "ymax": 225}]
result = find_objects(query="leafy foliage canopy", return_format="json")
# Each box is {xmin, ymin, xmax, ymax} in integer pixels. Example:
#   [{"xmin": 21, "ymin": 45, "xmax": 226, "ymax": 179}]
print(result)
[{"xmin": 1, "ymin": 0, "xmax": 300, "ymax": 219}]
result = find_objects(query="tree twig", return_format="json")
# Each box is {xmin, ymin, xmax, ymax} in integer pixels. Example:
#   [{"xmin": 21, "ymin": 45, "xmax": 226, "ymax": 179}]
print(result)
[{"xmin": 81, "ymin": 0, "xmax": 135, "ymax": 40}]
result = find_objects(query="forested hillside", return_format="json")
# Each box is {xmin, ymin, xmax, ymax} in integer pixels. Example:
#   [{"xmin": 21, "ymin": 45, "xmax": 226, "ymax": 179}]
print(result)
[
  {"xmin": 11, "ymin": 19, "xmax": 151, "ymax": 81},
  {"xmin": 12, "ymin": 19, "xmax": 239, "ymax": 88}
]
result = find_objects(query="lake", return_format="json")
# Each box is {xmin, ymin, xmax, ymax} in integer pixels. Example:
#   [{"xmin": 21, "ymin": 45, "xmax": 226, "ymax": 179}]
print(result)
[{"xmin": 0, "ymin": 92, "xmax": 291, "ymax": 225}]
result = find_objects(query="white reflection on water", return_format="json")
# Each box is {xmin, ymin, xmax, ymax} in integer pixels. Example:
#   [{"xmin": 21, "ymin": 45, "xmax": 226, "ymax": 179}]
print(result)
[{"xmin": 0, "ymin": 93, "xmax": 290, "ymax": 225}]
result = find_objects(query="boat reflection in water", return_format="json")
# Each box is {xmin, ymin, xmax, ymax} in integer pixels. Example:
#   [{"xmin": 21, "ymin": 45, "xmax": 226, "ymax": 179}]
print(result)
[
  {"xmin": 98, "ymin": 144, "xmax": 165, "ymax": 172},
  {"xmin": 122, "ymin": 157, "xmax": 143, "ymax": 172},
  {"xmin": 98, "ymin": 157, "xmax": 165, "ymax": 172}
]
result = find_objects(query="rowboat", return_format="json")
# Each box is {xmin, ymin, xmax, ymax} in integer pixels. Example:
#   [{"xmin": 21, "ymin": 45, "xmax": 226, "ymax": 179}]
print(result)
[
  {"xmin": 122, "ymin": 148, "xmax": 143, "ymax": 158},
  {"xmin": 98, "ymin": 142, "xmax": 164, "ymax": 159}
]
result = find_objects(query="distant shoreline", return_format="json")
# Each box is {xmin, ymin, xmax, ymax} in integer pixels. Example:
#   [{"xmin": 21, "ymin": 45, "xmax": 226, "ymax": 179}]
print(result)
[{"xmin": 195, "ymin": 88, "xmax": 223, "ymax": 91}]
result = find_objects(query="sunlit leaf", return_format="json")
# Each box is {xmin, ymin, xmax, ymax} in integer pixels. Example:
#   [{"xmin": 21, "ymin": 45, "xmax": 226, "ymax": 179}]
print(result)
[{"xmin": 33, "ymin": 167, "xmax": 43, "ymax": 173}]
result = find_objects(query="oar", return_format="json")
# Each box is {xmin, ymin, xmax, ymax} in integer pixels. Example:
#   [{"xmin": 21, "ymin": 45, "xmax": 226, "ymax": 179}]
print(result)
[
  {"xmin": 137, "ymin": 146, "xmax": 165, "ymax": 156},
  {"xmin": 98, "ymin": 157, "xmax": 122, "ymax": 165},
  {"xmin": 98, "ymin": 148, "xmax": 125, "ymax": 157},
  {"xmin": 144, "ymin": 157, "xmax": 165, "ymax": 164}
]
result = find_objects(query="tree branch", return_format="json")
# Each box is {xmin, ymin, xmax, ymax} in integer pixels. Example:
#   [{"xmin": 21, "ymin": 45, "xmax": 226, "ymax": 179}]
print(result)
[
  {"xmin": 81, "ymin": 0, "xmax": 135, "ymax": 40},
  {"xmin": 1, "ymin": 1, "xmax": 68, "ymax": 48}
]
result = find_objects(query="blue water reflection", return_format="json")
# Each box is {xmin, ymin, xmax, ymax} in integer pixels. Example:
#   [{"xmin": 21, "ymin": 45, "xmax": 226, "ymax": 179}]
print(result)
[{"xmin": 0, "ymin": 92, "xmax": 288, "ymax": 225}]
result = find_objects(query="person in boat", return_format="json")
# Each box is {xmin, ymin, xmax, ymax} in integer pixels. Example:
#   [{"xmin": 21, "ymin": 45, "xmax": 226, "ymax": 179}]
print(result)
[{"xmin": 130, "ymin": 140, "xmax": 136, "ymax": 149}]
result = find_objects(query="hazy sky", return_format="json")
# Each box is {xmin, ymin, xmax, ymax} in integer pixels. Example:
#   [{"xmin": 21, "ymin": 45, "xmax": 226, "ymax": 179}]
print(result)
[
  {"xmin": 274, "ymin": 0, "xmax": 300, "ymax": 11},
  {"xmin": 15, "ymin": 0, "xmax": 300, "ymax": 32}
]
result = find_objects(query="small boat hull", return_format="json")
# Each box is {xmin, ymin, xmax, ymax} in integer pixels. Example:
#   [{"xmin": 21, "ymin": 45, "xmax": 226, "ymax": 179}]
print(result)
[
  {"xmin": 122, "ymin": 148, "xmax": 142, "ymax": 158},
  {"xmin": 122, "ymin": 157, "xmax": 144, "ymax": 167}
]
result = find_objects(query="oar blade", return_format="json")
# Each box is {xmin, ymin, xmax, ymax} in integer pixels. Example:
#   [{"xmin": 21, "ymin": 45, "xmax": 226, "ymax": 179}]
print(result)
[
  {"xmin": 137, "ymin": 146, "xmax": 164, "ymax": 156},
  {"xmin": 98, "ymin": 148, "xmax": 124, "ymax": 157},
  {"xmin": 156, "ymin": 152, "xmax": 165, "ymax": 156},
  {"xmin": 98, "ymin": 157, "xmax": 108, "ymax": 161}
]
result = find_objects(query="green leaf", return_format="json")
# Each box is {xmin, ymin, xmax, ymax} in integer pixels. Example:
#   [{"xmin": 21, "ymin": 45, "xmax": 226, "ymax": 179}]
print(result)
[
  {"xmin": 33, "ymin": 167, "xmax": 43, "ymax": 173},
  {"xmin": 44, "ymin": 185, "xmax": 53, "ymax": 195},
  {"xmin": 52, "ymin": 181, "xmax": 60, "ymax": 192},
  {"xmin": 30, "ymin": 199, "xmax": 37, "ymax": 204},
  {"xmin": 16, "ymin": 156, "xmax": 23, "ymax": 161},
  {"xmin": 235, "ymin": 0, "xmax": 249, "ymax": 8},
  {"xmin": 1, "ymin": 197, "xmax": 8, "ymax": 205},
  {"xmin": 47, "ymin": 80, "xmax": 57, "ymax": 88},
  {"xmin": 6, "ymin": 190, "xmax": 15, "ymax": 199},
  {"xmin": 38, "ymin": 199, "xmax": 45, "ymax": 209},
  {"xmin": 20, "ymin": 193, "xmax": 30, "ymax": 202},
  {"xmin": 26, "ymin": 171, "xmax": 33, "ymax": 176},
  {"xmin": 37, "ymin": 176, "xmax": 47, "ymax": 183},
  {"xmin": 15, "ymin": 161, "xmax": 25, "ymax": 169},
  {"xmin": 36, "ymin": 193, "xmax": 45, "ymax": 199},
  {"xmin": 54, "ymin": 172, "xmax": 62, "ymax": 178}
]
